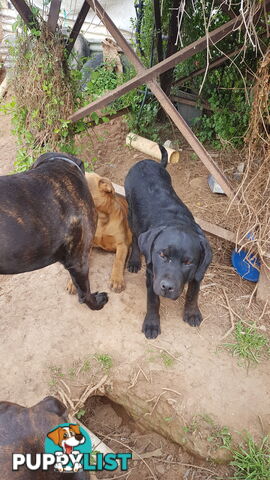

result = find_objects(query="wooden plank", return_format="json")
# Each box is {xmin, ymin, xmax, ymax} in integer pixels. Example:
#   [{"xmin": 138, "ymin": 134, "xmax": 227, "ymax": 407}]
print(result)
[
  {"xmin": 170, "ymin": 94, "xmax": 212, "ymax": 111},
  {"xmin": 9, "ymin": 0, "xmax": 39, "ymax": 30},
  {"xmin": 65, "ymin": 0, "xmax": 90, "ymax": 57},
  {"xmin": 257, "ymin": 260, "xmax": 270, "ymax": 303},
  {"xmin": 47, "ymin": 0, "xmax": 62, "ymax": 33}
]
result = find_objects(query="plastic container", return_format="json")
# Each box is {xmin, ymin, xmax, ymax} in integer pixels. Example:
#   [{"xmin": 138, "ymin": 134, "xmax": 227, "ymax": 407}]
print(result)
[{"xmin": 231, "ymin": 249, "xmax": 260, "ymax": 282}]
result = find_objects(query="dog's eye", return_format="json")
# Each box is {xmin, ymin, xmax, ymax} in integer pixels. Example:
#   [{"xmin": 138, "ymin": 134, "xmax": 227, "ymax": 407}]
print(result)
[
  {"xmin": 63, "ymin": 433, "xmax": 68, "ymax": 438},
  {"xmin": 183, "ymin": 259, "xmax": 192, "ymax": 265}
]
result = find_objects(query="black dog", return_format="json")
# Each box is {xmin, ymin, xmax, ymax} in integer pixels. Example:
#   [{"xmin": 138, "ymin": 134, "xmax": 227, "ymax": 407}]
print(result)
[
  {"xmin": 0, "ymin": 152, "xmax": 108, "ymax": 310},
  {"xmin": 0, "ymin": 396, "xmax": 87, "ymax": 479},
  {"xmin": 125, "ymin": 146, "xmax": 212, "ymax": 339}
]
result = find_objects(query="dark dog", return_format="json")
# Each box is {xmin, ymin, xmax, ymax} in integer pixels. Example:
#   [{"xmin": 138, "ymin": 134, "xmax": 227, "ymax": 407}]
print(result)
[
  {"xmin": 124, "ymin": 146, "xmax": 212, "ymax": 339},
  {"xmin": 0, "ymin": 152, "xmax": 108, "ymax": 310},
  {"xmin": 0, "ymin": 396, "xmax": 87, "ymax": 479}
]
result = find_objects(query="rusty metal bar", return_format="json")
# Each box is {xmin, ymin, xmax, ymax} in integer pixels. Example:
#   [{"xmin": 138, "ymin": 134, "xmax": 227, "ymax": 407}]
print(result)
[
  {"xmin": 69, "ymin": 13, "xmax": 244, "ymax": 123},
  {"xmin": 149, "ymin": 79, "xmax": 233, "ymax": 197},
  {"xmin": 9, "ymin": 0, "xmax": 39, "ymax": 30},
  {"xmin": 70, "ymin": 0, "xmax": 244, "ymax": 196},
  {"xmin": 87, "ymin": 0, "xmax": 144, "ymax": 72},
  {"xmin": 47, "ymin": 0, "xmax": 62, "ymax": 33},
  {"xmin": 173, "ymin": 46, "xmax": 243, "ymax": 87},
  {"xmin": 71, "ymin": 0, "xmax": 268, "ymax": 195},
  {"xmin": 65, "ymin": 1, "xmax": 90, "ymax": 57}
]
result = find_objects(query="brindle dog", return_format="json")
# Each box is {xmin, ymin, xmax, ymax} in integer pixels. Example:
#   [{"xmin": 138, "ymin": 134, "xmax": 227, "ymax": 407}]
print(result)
[
  {"xmin": 0, "ymin": 152, "xmax": 108, "ymax": 310},
  {"xmin": 0, "ymin": 396, "xmax": 88, "ymax": 479}
]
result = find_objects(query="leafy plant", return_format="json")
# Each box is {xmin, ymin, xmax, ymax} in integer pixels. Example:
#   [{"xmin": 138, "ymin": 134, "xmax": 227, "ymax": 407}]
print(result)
[
  {"xmin": 76, "ymin": 409, "xmax": 86, "ymax": 420},
  {"xmin": 230, "ymin": 435, "xmax": 270, "ymax": 480},
  {"xmin": 5, "ymin": 20, "xmax": 135, "ymax": 172},
  {"xmin": 130, "ymin": 0, "xmax": 262, "ymax": 148},
  {"xmin": 222, "ymin": 321, "xmax": 269, "ymax": 365},
  {"xmin": 160, "ymin": 351, "xmax": 175, "ymax": 368},
  {"xmin": 95, "ymin": 353, "xmax": 113, "ymax": 371},
  {"xmin": 208, "ymin": 426, "xmax": 232, "ymax": 448},
  {"xmin": 4, "ymin": 20, "xmax": 85, "ymax": 171}
]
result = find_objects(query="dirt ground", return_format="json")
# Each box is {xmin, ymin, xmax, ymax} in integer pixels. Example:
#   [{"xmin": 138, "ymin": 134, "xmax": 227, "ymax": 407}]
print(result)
[{"xmin": 0, "ymin": 107, "xmax": 270, "ymax": 478}]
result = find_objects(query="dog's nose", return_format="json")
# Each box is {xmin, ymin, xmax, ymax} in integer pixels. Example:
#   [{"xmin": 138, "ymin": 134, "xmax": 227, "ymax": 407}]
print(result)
[
  {"xmin": 160, "ymin": 280, "xmax": 174, "ymax": 295},
  {"xmin": 75, "ymin": 433, "xmax": 83, "ymax": 441}
]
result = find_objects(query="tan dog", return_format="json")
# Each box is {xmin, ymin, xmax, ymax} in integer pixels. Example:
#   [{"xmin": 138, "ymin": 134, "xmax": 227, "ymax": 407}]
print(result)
[
  {"xmin": 87, "ymin": 172, "xmax": 132, "ymax": 292},
  {"xmin": 67, "ymin": 172, "xmax": 131, "ymax": 293}
]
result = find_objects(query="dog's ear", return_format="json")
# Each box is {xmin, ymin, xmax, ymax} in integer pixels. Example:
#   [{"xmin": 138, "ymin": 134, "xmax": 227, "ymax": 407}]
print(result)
[
  {"xmin": 194, "ymin": 224, "xmax": 212, "ymax": 282},
  {"xmin": 37, "ymin": 396, "xmax": 68, "ymax": 419},
  {"xmin": 47, "ymin": 427, "xmax": 60, "ymax": 445},
  {"xmin": 98, "ymin": 178, "xmax": 115, "ymax": 194},
  {"xmin": 69, "ymin": 424, "xmax": 81, "ymax": 435},
  {"xmin": 138, "ymin": 226, "xmax": 165, "ymax": 265}
]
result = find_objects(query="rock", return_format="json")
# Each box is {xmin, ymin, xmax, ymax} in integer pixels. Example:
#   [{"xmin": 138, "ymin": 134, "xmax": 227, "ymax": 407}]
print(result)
[{"xmin": 208, "ymin": 174, "xmax": 225, "ymax": 194}]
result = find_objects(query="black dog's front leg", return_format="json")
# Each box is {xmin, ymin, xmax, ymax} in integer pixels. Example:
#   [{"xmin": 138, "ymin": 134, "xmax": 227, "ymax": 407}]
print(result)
[
  {"xmin": 127, "ymin": 234, "xmax": 141, "ymax": 273},
  {"xmin": 142, "ymin": 267, "xmax": 161, "ymax": 339},
  {"xmin": 183, "ymin": 279, "xmax": 202, "ymax": 327}
]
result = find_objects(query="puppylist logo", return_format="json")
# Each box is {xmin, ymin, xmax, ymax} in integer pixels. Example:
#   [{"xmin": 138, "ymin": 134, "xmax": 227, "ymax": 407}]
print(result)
[{"xmin": 12, "ymin": 422, "xmax": 132, "ymax": 473}]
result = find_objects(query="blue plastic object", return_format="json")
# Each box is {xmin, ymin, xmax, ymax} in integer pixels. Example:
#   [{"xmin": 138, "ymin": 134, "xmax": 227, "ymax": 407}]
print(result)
[{"xmin": 231, "ymin": 249, "xmax": 260, "ymax": 282}]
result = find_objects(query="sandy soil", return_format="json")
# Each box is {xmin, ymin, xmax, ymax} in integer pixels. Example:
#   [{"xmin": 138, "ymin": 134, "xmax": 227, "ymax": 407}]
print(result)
[{"xmin": 0, "ymin": 108, "xmax": 270, "ymax": 474}]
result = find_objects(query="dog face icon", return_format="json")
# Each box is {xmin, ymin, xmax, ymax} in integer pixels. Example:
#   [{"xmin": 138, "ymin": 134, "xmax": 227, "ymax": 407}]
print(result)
[
  {"xmin": 47, "ymin": 424, "xmax": 85, "ymax": 454},
  {"xmin": 47, "ymin": 424, "xmax": 86, "ymax": 472}
]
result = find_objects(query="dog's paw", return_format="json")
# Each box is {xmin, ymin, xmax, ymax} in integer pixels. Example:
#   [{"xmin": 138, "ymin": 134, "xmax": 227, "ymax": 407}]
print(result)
[
  {"xmin": 142, "ymin": 314, "xmax": 161, "ymax": 339},
  {"xmin": 127, "ymin": 260, "xmax": 141, "ymax": 273},
  {"xmin": 66, "ymin": 279, "xmax": 77, "ymax": 295},
  {"xmin": 110, "ymin": 276, "xmax": 125, "ymax": 293},
  {"xmin": 92, "ymin": 291, "xmax": 109, "ymax": 310},
  {"xmin": 183, "ymin": 309, "xmax": 202, "ymax": 327}
]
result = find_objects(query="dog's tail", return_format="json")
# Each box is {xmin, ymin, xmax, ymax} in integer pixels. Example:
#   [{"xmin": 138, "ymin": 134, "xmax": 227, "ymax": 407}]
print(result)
[{"xmin": 159, "ymin": 144, "xmax": 168, "ymax": 169}]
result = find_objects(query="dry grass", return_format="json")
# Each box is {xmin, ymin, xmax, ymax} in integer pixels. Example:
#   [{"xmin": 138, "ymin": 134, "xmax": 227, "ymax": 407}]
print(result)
[
  {"xmin": 229, "ymin": 48, "xmax": 270, "ymax": 261},
  {"xmin": 12, "ymin": 23, "xmax": 78, "ymax": 158}
]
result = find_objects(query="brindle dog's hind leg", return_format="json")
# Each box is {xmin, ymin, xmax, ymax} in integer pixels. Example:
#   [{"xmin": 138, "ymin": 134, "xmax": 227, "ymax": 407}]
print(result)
[{"xmin": 64, "ymin": 241, "xmax": 108, "ymax": 310}]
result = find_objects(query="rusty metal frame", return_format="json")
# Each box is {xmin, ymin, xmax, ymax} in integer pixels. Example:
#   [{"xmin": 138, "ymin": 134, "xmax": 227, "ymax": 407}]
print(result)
[
  {"xmin": 67, "ymin": 0, "xmax": 269, "ymax": 200},
  {"xmin": 47, "ymin": 0, "xmax": 62, "ymax": 33},
  {"xmin": 9, "ymin": 0, "xmax": 39, "ymax": 30},
  {"xmin": 69, "ymin": 0, "xmax": 245, "ymax": 197},
  {"xmin": 65, "ymin": 1, "xmax": 90, "ymax": 57}
]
